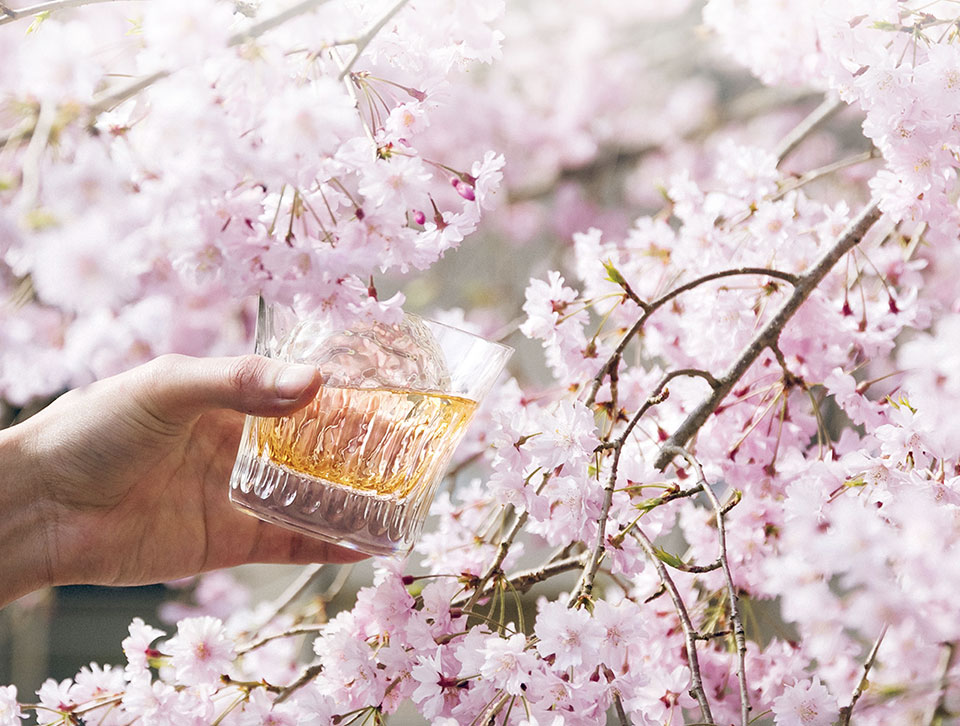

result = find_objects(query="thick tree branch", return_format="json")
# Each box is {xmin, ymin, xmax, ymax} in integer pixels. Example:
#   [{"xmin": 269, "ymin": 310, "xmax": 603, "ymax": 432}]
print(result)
[{"xmin": 655, "ymin": 200, "xmax": 882, "ymax": 470}]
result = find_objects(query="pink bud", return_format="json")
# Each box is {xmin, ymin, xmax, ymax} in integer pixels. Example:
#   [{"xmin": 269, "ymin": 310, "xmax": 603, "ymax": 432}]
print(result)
[
  {"xmin": 412, "ymin": 209, "xmax": 426, "ymax": 225},
  {"xmin": 453, "ymin": 179, "xmax": 476, "ymax": 202}
]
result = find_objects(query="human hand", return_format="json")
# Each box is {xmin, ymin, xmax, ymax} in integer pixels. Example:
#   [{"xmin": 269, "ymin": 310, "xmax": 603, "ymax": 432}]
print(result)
[{"xmin": 0, "ymin": 354, "xmax": 366, "ymax": 608}]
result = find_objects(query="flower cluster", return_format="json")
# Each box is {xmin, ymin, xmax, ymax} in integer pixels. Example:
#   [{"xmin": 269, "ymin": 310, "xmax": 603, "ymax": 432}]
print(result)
[
  {"xmin": 0, "ymin": 0, "xmax": 504, "ymax": 402},
  {"xmin": 706, "ymin": 0, "xmax": 960, "ymax": 243},
  {"xmin": 5, "ymin": 1, "xmax": 960, "ymax": 726}
]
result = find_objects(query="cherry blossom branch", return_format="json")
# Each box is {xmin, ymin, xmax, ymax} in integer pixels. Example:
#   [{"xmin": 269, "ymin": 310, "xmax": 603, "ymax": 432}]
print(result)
[
  {"xmin": 509, "ymin": 88, "xmax": 818, "ymax": 203},
  {"xmin": 655, "ymin": 200, "xmax": 882, "ymax": 470},
  {"xmin": 274, "ymin": 663, "xmax": 324, "ymax": 704},
  {"xmin": 87, "ymin": 69, "xmax": 170, "ymax": 116},
  {"xmin": 574, "ymin": 379, "xmax": 694, "ymax": 606},
  {"xmin": 86, "ymin": 0, "xmax": 333, "ymax": 120},
  {"xmin": 925, "ymin": 641, "xmax": 956, "ymax": 726},
  {"xmin": 475, "ymin": 692, "xmax": 511, "ymax": 726},
  {"xmin": 16, "ymin": 100, "xmax": 55, "ymax": 207},
  {"xmin": 0, "ymin": 0, "xmax": 136, "ymax": 26},
  {"xmin": 838, "ymin": 625, "xmax": 887, "ymax": 726},
  {"xmin": 611, "ymin": 690, "xmax": 631, "ymax": 726},
  {"xmin": 631, "ymin": 524, "xmax": 715, "ymax": 725},
  {"xmin": 237, "ymin": 624, "xmax": 327, "ymax": 656},
  {"xmin": 452, "ymin": 554, "xmax": 586, "ymax": 609},
  {"xmin": 585, "ymin": 267, "xmax": 797, "ymax": 407},
  {"xmin": 463, "ymin": 475, "xmax": 552, "ymax": 613},
  {"xmin": 773, "ymin": 94, "xmax": 844, "ymax": 167},
  {"xmin": 771, "ymin": 148, "xmax": 881, "ymax": 202},
  {"xmin": 0, "ymin": 0, "xmax": 334, "ymax": 150},
  {"xmin": 337, "ymin": 0, "xmax": 410, "ymax": 80},
  {"xmin": 227, "ymin": 0, "xmax": 331, "ymax": 46},
  {"xmin": 661, "ymin": 445, "xmax": 750, "ymax": 726}
]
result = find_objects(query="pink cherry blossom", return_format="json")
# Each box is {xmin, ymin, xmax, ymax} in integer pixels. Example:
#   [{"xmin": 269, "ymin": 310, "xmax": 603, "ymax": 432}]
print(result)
[
  {"xmin": 773, "ymin": 678, "xmax": 836, "ymax": 726},
  {"xmin": 164, "ymin": 616, "xmax": 235, "ymax": 686},
  {"xmin": 0, "ymin": 687, "xmax": 23, "ymax": 726}
]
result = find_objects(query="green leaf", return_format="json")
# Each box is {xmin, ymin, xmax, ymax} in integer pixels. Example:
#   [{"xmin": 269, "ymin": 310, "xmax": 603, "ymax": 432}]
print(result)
[
  {"xmin": 26, "ymin": 11, "xmax": 50, "ymax": 34},
  {"xmin": 602, "ymin": 259, "xmax": 627, "ymax": 287},
  {"xmin": 653, "ymin": 546, "xmax": 686, "ymax": 570}
]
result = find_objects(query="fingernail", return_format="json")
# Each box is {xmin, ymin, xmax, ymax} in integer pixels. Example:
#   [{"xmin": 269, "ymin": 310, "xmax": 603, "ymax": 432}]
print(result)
[{"xmin": 275, "ymin": 364, "xmax": 318, "ymax": 399}]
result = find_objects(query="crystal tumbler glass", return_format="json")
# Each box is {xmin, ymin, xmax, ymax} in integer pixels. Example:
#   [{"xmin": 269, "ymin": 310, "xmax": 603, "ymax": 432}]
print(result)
[{"xmin": 228, "ymin": 300, "xmax": 512, "ymax": 557}]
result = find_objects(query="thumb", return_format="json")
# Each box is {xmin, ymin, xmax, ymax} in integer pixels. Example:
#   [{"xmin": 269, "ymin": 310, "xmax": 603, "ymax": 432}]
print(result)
[{"xmin": 136, "ymin": 354, "xmax": 321, "ymax": 422}]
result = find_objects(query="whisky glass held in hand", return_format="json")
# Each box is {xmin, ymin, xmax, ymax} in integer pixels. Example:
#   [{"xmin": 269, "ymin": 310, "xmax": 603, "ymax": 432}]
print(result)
[{"xmin": 229, "ymin": 300, "xmax": 512, "ymax": 557}]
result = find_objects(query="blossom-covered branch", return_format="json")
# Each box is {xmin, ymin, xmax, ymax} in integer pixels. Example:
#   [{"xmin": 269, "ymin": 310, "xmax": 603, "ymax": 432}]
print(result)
[{"xmin": 655, "ymin": 199, "xmax": 882, "ymax": 470}]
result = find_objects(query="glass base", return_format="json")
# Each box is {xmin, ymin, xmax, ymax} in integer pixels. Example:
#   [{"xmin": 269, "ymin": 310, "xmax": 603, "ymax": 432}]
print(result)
[{"xmin": 229, "ymin": 448, "xmax": 425, "ymax": 558}]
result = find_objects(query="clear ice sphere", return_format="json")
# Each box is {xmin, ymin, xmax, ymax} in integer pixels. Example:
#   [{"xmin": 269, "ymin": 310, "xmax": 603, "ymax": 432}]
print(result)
[{"xmin": 279, "ymin": 314, "xmax": 451, "ymax": 391}]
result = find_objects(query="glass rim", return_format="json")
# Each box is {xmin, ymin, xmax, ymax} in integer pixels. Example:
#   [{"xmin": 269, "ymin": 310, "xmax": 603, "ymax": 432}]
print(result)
[
  {"xmin": 261, "ymin": 296, "xmax": 514, "ymax": 357},
  {"xmin": 412, "ymin": 312, "xmax": 515, "ymax": 357}
]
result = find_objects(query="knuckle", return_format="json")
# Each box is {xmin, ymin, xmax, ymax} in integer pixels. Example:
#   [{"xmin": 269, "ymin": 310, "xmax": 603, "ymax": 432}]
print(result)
[{"xmin": 228, "ymin": 354, "xmax": 269, "ymax": 397}]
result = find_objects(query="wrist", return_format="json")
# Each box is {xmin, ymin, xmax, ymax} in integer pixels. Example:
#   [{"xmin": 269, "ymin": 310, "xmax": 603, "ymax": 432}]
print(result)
[{"xmin": 0, "ymin": 421, "xmax": 53, "ymax": 608}]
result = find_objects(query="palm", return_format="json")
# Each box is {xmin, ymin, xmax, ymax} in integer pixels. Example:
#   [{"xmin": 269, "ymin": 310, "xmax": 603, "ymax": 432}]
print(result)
[{"xmin": 26, "ymin": 369, "xmax": 361, "ymax": 590}]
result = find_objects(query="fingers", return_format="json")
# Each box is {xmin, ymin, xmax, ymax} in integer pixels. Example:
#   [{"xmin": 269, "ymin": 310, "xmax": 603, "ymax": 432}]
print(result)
[
  {"xmin": 137, "ymin": 354, "xmax": 322, "ymax": 422},
  {"xmin": 245, "ymin": 523, "xmax": 370, "ymax": 567}
]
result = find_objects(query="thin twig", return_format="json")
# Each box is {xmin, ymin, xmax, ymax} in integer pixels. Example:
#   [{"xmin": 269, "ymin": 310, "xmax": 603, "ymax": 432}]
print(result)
[
  {"xmin": 574, "ymin": 381, "xmax": 696, "ymax": 605},
  {"xmin": 237, "ymin": 624, "xmax": 327, "ymax": 656},
  {"xmin": 612, "ymin": 690, "xmax": 632, "ymax": 726},
  {"xmin": 663, "ymin": 555, "xmax": 722, "ymax": 574},
  {"xmin": 83, "ymin": 0, "xmax": 332, "ymax": 125},
  {"xmin": 274, "ymin": 663, "xmax": 323, "ymax": 704},
  {"xmin": 774, "ymin": 94, "xmax": 844, "ymax": 167},
  {"xmin": 475, "ymin": 692, "xmax": 510, "ymax": 726},
  {"xmin": 570, "ymin": 445, "xmax": 625, "ymax": 607},
  {"xmin": 271, "ymin": 563, "xmax": 325, "ymax": 614},
  {"xmin": 227, "ymin": 0, "xmax": 332, "ymax": 46},
  {"xmin": 16, "ymin": 99, "xmax": 55, "ymax": 207},
  {"xmin": 662, "ymin": 445, "xmax": 750, "ymax": 726},
  {"xmin": 585, "ymin": 267, "xmax": 798, "ymax": 407},
  {"xmin": 0, "ymin": 0, "xmax": 136, "ymax": 25},
  {"xmin": 771, "ymin": 149, "xmax": 881, "ymax": 202},
  {"xmin": 464, "ymin": 475, "xmax": 552, "ymax": 613},
  {"xmin": 88, "ymin": 69, "xmax": 171, "ymax": 116},
  {"xmin": 632, "ymin": 525, "xmax": 715, "ymax": 725},
  {"xmin": 239, "ymin": 563, "xmax": 327, "ymax": 645},
  {"xmin": 838, "ymin": 625, "xmax": 887, "ymax": 726},
  {"xmin": 655, "ymin": 200, "xmax": 882, "ymax": 471},
  {"xmin": 925, "ymin": 641, "xmax": 957, "ymax": 726},
  {"xmin": 338, "ymin": 0, "xmax": 410, "ymax": 79},
  {"xmin": 452, "ymin": 555, "xmax": 586, "ymax": 609}
]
